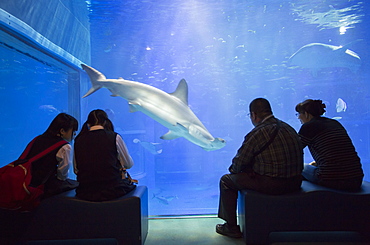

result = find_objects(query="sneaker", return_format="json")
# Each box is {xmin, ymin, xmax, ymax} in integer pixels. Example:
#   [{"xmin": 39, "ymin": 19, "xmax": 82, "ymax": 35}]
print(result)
[{"xmin": 216, "ymin": 223, "xmax": 243, "ymax": 238}]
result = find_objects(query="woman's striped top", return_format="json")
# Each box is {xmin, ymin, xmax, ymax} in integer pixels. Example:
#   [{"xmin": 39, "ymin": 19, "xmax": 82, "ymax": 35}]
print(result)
[{"xmin": 299, "ymin": 117, "xmax": 363, "ymax": 180}]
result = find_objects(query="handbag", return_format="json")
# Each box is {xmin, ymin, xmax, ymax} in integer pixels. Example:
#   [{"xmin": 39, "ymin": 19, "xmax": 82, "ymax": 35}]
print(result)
[
  {"xmin": 0, "ymin": 137, "xmax": 67, "ymax": 211},
  {"xmin": 120, "ymin": 168, "xmax": 138, "ymax": 184}
]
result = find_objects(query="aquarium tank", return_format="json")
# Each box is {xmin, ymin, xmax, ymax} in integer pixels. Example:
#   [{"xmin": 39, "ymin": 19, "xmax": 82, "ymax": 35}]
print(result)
[{"xmin": 1, "ymin": 0, "xmax": 369, "ymax": 216}]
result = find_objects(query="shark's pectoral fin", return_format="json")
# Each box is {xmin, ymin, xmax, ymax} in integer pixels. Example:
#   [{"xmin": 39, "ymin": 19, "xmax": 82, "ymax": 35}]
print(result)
[
  {"xmin": 161, "ymin": 123, "xmax": 185, "ymax": 140},
  {"xmin": 160, "ymin": 131, "xmax": 181, "ymax": 140},
  {"xmin": 128, "ymin": 101, "xmax": 142, "ymax": 113}
]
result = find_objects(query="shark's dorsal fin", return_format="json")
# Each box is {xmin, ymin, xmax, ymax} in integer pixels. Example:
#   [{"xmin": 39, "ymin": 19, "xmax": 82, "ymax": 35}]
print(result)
[{"xmin": 170, "ymin": 79, "xmax": 188, "ymax": 105}]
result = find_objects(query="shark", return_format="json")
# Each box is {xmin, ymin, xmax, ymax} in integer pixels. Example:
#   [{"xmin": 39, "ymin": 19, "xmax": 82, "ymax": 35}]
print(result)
[
  {"xmin": 288, "ymin": 40, "xmax": 362, "ymax": 76},
  {"xmin": 81, "ymin": 64, "xmax": 226, "ymax": 151}
]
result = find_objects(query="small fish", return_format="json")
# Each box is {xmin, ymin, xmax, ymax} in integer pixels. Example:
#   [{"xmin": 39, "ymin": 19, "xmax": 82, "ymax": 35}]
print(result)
[
  {"xmin": 237, "ymin": 99, "xmax": 248, "ymax": 106},
  {"xmin": 152, "ymin": 193, "xmax": 178, "ymax": 205},
  {"xmin": 266, "ymin": 76, "xmax": 290, "ymax": 82},
  {"xmin": 104, "ymin": 44, "xmax": 116, "ymax": 53},
  {"xmin": 39, "ymin": 105, "xmax": 60, "ymax": 115},
  {"xmin": 235, "ymin": 110, "xmax": 247, "ymax": 117},
  {"xmin": 336, "ymin": 98, "xmax": 347, "ymax": 113},
  {"xmin": 133, "ymin": 139, "xmax": 162, "ymax": 155}
]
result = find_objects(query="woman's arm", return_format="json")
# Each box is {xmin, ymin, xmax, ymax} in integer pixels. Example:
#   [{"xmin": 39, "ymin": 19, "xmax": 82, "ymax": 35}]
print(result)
[
  {"xmin": 56, "ymin": 143, "xmax": 72, "ymax": 180},
  {"xmin": 116, "ymin": 134, "xmax": 134, "ymax": 169}
]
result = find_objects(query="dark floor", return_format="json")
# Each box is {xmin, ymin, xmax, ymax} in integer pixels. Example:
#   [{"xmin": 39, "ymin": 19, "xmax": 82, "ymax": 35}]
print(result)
[
  {"xmin": 21, "ymin": 215, "xmax": 370, "ymax": 245},
  {"xmin": 144, "ymin": 215, "xmax": 245, "ymax": 245},
  {"xmin": 144, "ymin": 216, "xmax": 370, "ymax": 245}
]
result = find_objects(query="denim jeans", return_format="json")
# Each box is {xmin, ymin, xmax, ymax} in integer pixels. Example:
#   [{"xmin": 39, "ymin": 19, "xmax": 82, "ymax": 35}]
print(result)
[
  {"xmin": 302, "ymin": 164, "xmax": 362, "ymax": 191},
  {"xmin": 302, "ymin": 164, "xmax": 319, "ymax": 183}
]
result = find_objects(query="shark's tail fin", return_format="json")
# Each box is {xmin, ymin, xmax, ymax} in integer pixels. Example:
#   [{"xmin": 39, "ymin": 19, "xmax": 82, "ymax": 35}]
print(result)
[{"xmin": 81, "ymin": 64, "xmax": 106, "ymax": 98}]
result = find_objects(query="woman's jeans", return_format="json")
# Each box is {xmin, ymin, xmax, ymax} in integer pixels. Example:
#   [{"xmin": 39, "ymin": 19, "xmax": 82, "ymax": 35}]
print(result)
[{"xmin": 302, "ymin": 164, "xmax": 362, "ymax": 191}]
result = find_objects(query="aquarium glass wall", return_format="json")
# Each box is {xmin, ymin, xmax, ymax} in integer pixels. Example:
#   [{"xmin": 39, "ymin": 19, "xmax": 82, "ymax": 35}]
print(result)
[
  {"xmin": 83, "ymin": 0, "xmax": 370, "ymax": 215},
  {"xmin": 0, "ymin": 45, "xmax": 73, "ymax": 161},
  {"xmin": 1, "ymin": 0, "xmax": 370, "ymax": 217}
]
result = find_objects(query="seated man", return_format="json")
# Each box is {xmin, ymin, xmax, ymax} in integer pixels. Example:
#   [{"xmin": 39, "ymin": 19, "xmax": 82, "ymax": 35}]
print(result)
[{"xmin": 216, "ymin": 98, "xmax": 303, "ymax": 238}]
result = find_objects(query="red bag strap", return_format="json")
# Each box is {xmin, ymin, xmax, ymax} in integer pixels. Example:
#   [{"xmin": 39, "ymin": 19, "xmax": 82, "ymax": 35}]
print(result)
[
  {"xmin": 19, "ymin": 136, "xmax": 39, "ymax": 160},
  {"xmin": 27, "ymin": 140, "xmax": 68, "ymax": 163}
]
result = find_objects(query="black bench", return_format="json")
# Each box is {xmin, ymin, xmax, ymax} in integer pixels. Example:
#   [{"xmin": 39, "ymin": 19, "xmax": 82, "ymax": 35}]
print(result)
[
  {"xmin": 238, "ymin": 180, "xmax": 370, "ymax": 244},
  {"xmin": 0, "ymin": 185, "xmax": 148, "ymax": 245}
]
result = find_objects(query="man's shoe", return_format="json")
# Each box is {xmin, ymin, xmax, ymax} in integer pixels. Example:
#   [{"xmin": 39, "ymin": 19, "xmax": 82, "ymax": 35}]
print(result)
[{"xmin": 216, "ymin": 223, "xmax": 243, "ymax": 238}]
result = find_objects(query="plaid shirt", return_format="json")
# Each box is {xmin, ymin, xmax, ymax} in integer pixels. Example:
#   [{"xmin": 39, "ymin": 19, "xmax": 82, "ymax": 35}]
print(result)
[{"xmin": 229, "ymin": 116, "xmax": 303, "ymax": 178}]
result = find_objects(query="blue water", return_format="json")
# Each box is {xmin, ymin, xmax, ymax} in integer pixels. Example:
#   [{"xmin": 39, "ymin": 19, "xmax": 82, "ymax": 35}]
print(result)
[
  {"xmin": 0, "ymin": 45, "xmax": 70, "ymax": 161},
  {"xmin": 1, "ymin": 0, "xmax": 370, "ymax": 216}
]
